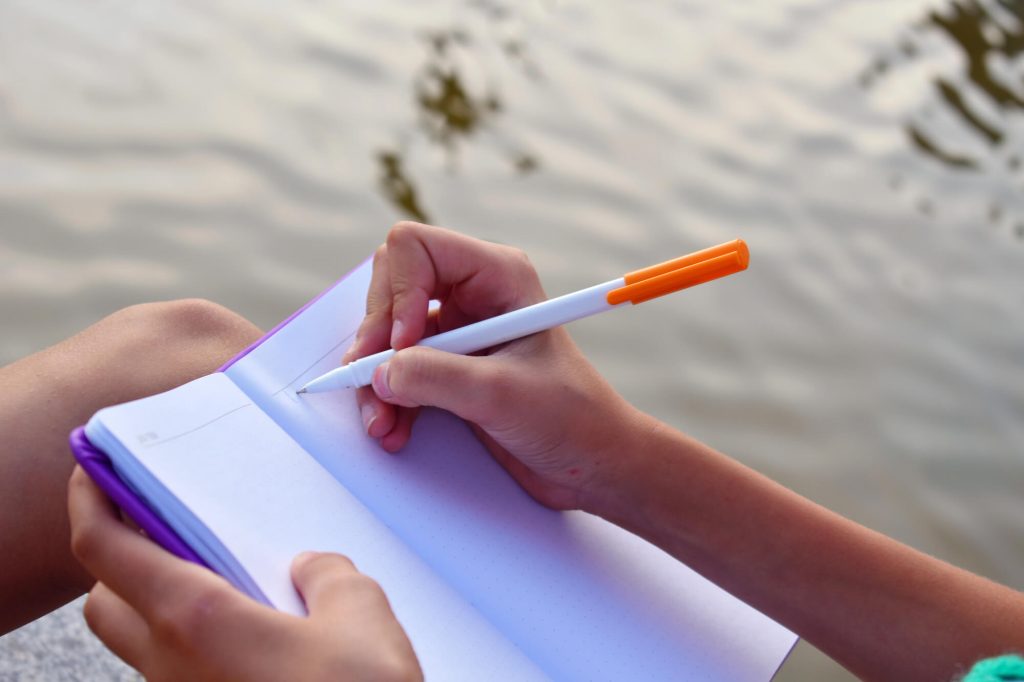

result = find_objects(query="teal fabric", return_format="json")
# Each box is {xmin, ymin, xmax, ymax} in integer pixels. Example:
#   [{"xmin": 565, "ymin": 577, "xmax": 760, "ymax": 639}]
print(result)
[{"xmin": 962, "ymin": 655, "xmax": 1024, "ymax": 682}]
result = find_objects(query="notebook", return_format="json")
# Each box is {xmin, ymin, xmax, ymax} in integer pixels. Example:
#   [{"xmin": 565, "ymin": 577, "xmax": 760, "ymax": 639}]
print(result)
[{"xmin": 71, "ymin": 257, "xmax": 797, "ymax": 681}]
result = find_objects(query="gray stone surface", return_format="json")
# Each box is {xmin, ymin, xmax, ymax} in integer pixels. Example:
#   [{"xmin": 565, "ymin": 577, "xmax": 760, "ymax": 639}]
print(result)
[{"xmin": 0, "ymin": 599, "xmax": 139, "ymax": 681}]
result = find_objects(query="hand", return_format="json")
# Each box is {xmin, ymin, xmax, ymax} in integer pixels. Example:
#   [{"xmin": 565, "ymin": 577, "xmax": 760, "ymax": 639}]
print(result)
[
  {"xmin": 346, "ymin": 222, "xmax": 651, "ymax": 513},
  {"xmin": 67, "ymin": 467, "xmax": 422, "ymax": 682}
]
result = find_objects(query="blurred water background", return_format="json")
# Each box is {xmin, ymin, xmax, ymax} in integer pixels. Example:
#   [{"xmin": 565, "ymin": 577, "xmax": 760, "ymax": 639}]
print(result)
[{"xmin": 2, "ymin": 1, "xmax": 1023, "ymax": 679}]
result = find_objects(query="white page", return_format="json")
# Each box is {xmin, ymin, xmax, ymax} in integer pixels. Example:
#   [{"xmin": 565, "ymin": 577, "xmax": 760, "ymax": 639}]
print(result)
[
  {"xmin": 227, "ymin": 262, "xmax": 797, "ymax": 681},
  {"xmin": 89, "ymin": 373, "xmax": 548, "ymax": 682}
]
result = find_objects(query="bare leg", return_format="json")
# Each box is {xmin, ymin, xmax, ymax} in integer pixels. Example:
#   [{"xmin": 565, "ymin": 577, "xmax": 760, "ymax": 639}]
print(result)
[{"xmin": 0, "ymin": 299, "xmax": 262, "ymax": 634}]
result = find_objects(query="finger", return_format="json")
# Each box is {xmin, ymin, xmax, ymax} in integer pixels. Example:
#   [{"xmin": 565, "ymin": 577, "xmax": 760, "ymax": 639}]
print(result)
[
  {"xmin": 385, "ymin": 222, "xmax": 545, "ymax": 349},
  {"xmin": 290, "ymin": 552, "xmax": 415, "ymax": 669},
  {"xmin": 357, "ymin": 386, "xmax": 396, "ymax": 439},
  {"xmin": 69, "ymin": 471, "xmax": 300, "ymax": 679},
  {"xmin": 290, "ymin": 552, "xmax": 390, "ymax": 622},
  {"xmin": 379, "ymin": 406, "xmax": 419, "ymax": 453},
  {"xmin": 346, "ymin": 244, "xmax": 394, "ymax": 363},
  {"xmin": 350, "ymin": 245, "xmax": 397, "ymax": 435},
  {"xmin": 387, "ymin": 229, "xmax": 431, "ymax": 350},
  {"xmin": 83, "ymin": 582, "xmax": 150, "ymax": 670},
  {"xmin": 68, "ymin": 467, "xmax": 232, "ymax": 621},
  {"xmin": 368, "ymin": 309, "xmax": 436, "ymax": 447},
  {"xmin": 371, "ymin": 347, "xmax": 511, "ymax": 429}
]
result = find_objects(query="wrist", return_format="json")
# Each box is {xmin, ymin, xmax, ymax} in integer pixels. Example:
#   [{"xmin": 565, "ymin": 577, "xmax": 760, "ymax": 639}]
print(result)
[
  {"xmin": 577, "ymin": 406, "xmax": 666, "ymax": 523},
  {"xmin": 580, "ymin": 409, "xmax": 717, "ymax": 554}
]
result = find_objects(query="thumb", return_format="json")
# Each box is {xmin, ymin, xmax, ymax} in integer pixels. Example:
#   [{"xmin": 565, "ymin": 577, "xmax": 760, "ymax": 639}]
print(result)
[
  {"xmin": 290, "ymin": 552, "xmax": 403, "ymax": 634},
  {"xmin": 290, "ymin": 552, "xmax": 363, "ymax": 618},
  {"xmin": 371, "ymin": 346, "xmax": 509, "ymax": 428}
]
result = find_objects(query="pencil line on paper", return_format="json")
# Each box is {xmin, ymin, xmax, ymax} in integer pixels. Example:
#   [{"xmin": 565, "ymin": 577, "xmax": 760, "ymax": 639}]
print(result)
[
  {"xmin": 272, "ymin": 330, "xmax": 357, "ymax": 396},
  {"xmin": 142, "ymin": 403, "xmax": 254, "ymax": 448}
]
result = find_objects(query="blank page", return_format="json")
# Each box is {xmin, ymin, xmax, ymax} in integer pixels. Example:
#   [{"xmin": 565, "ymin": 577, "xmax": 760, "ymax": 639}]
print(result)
[
  {"xmin": 88, "ymin": 373, "xmax": 548, "ymax": 682},
  {"xmin": 227, "ymin": 261, "xmax": 797, "ymax": 681}
]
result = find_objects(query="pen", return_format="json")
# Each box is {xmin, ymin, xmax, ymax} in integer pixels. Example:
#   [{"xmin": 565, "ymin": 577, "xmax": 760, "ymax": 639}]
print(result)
[{"xmin": 298, "ymin": 238, "xmax": 749, "ymax": 394}]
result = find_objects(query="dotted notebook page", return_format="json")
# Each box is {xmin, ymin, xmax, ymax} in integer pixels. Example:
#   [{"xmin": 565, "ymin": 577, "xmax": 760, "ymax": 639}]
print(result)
[{"xmin": 93, "ymin": 373, "xmax": 548, "ymax": 682}]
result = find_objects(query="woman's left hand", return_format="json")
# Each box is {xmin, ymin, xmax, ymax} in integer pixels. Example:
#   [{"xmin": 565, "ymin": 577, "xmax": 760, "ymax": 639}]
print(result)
[{"xmin": 67, "ymin": 466, "xmax": 422, "ymax": 682}]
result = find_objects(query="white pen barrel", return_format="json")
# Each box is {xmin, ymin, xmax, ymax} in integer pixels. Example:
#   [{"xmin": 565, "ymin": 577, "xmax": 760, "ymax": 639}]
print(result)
[
  {"xmin": 301, "ymin": 278, "xmax": 625, "ymax": 392},
  {"xmin": 340, "ymin": 278, "xmax": 623, "ymax": 389},
  {"xmin": 346, "ymin": 348, "xmax": 395, "ymax": 387},
  {"xmin": 418, "ymin": 278, "xmax": 623, "ymax": 355}
]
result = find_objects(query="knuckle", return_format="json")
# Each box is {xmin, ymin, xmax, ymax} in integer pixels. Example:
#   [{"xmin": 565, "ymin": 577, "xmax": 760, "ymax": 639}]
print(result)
[
  {"xmin": 336, "ymin": 571, "xmax": 390, "ymax": 608},
  {"xmin": 81, "ymin": 590, "xmax": 105, "ymax": 633},
  {"xmin": 68, "ymin": 465, "xmax": 95, "ymax": 502},
  {"xmin": 509, "ymin": 246, "xmax": 532, "ymax": 269},
  {"xmin": 334, "ymin": 569, "xmax": 372, "ymax": 590},
  {"xmin": 69, "ymin": 518, "xmax": 100, "ymax": 565},
  {"xmin": 374, "ymin": 653, "xmax": 422, "ymax": 682},
  {"xmin": 300, "ymin": 552, "xmax": 357, "ymax": 580},
  {"xmin": 389, "ymin": 348, "xmax": 430, "ymax": 393},
  {"xmin": 151, "ymin": 583, "xmax": 235, "ymax": 647},
  {"xmin": 386, "ymin": 221, "xmax": 423, "ymax": 248},
  {"xmin": 149, "ymin": 603, "xmax": 185, "ymax": 645},
  {"xmin": 361, "ymin": 301, "xmax": 392, "ymax": 326},
  {"xmin": 499, "ymin": 245, "xmax": 532, "ymax": 273},
  {"xmin": 345, "ymin": 571, "xmax": 385, "ymax": 597},
  {"xmin": 504, "ymin": 247, "xmax": 543, "ymax": 295}
]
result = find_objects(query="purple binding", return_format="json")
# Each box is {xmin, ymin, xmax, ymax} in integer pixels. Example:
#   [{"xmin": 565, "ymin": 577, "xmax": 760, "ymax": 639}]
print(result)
[
  {"xmin": 68, "ymin": 257, "xmax": 370, "ymax": 566},
  {"xmin": 70, "ymin": 426, "xmax": 208, "ymax": 567}
]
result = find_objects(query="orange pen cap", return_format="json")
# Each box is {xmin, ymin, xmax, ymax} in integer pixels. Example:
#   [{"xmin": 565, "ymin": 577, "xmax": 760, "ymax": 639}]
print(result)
[{"xmin": 606, "ymin": 239, "xmax": 749, "ymax": 305}]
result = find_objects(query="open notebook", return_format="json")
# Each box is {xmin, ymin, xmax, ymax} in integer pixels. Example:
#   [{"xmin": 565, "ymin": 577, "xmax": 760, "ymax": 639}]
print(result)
[{"xmin": 71, "ymin": 258, "xmax": 797, "ymax": 681}]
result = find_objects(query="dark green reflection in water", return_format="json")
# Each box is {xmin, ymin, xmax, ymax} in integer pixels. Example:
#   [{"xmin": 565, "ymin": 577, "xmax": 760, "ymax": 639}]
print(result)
[
  {"xmin": 864, "ymin": 0, "xmax": 1023, "ymax": 167},
  {"xmin": 376, "ymin": 6, "xmax": 540, "ymax": 223},
  {"xmin": 914, "ymin": 0, "xmax": 1022, "ymax": 169},
  {"xmin": 416, "ymin": 29, "xmax": 502, "ymax": 153},
  {"xmin": 377, "ymin": 150, "xmax": 431, "ymax": 223},
  {"xmin": 865, "ymin": 0, "xmax": 1024, "ymax": 234}
]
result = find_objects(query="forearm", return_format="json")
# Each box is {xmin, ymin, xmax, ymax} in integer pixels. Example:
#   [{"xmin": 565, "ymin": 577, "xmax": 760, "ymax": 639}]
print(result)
[{"xmin": 589, "ymin": 412, "xmax": 1024, "ymax": 681}]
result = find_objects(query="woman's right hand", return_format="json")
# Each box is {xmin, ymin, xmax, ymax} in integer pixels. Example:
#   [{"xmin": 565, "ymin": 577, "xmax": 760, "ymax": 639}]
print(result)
[{"xmin": 344, "ymin": 222, "xmax": 652, "ymax": 514}]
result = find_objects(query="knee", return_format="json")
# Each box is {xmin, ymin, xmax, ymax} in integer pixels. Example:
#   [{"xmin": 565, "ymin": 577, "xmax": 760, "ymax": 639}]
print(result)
[
  {"xmin": 95, "ymin": 299, "xmax": 262, "ymax": 395},
  {"xmin": 113, "ymin": 298, "xmax": 259, "ymax": 347},
  {"xmin": 135, "ymin": 298, "xmax": 257, "ymax": 341}
]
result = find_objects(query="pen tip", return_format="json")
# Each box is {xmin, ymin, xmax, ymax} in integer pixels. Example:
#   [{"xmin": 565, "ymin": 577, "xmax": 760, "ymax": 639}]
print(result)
[{"xmin": 296, "ymin": 388, "xmax": 307, "ymax": 395}]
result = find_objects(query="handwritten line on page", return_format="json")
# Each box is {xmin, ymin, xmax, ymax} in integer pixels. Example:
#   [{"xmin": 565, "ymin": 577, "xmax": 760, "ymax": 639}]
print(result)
[
  {"xmin": 271, "ymin": 329, "xmax": 357, "ymax": 397},
  {"xmin": 140, "ymin": 403, "xmax": 253, "ymax": 449}
]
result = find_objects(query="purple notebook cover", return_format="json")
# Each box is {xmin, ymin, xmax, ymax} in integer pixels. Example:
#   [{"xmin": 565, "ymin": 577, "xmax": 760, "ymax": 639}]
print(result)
[{"xmin": 69, "ymin": 260, "xmax": 367, "ymax": 567}]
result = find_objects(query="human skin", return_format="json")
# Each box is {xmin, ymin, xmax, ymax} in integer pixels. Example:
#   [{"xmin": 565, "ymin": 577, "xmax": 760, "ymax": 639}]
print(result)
[
  {"xmin": 29, "ymin": 300, "xmax": 423, "ymax": 680},
  {"xmin": 67, "ymin": 468, "xmax": 422, "ymax": 682},
  {"xmin": 350, "ymin": 222, "xmax": 1024, "ymax": 682},
  {"xmin": 0, "ymin": 299, "xmax": 263, "ymax": 634}
]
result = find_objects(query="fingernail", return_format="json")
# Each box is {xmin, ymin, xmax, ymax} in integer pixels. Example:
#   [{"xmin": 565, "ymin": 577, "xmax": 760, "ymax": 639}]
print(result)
[
  {"xmin": 373, "ymin": 362, "xmax": 394, "ymax": 400},
  {"xmin": 343, "ymin": 337, "xmax": 361, "ymax": 365},
  {"xmin": 360, "ymin": 402, "xmax": 377, "ymax": 435},
  {"xmin": 390, "ymin": 319, "xmax": 405, "ymax": 348}
]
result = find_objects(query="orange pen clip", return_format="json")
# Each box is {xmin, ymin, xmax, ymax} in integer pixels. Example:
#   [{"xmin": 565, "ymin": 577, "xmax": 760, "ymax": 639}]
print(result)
[{"xmin": 606, "ymin": 239, "xmax": 749, "ymax": 305}]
